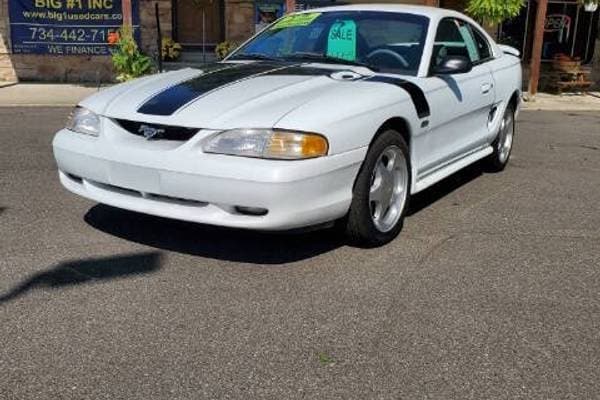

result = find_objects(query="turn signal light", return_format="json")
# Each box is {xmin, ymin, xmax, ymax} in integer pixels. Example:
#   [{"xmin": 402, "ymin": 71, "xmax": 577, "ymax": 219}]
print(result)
[{"xmin": 267, "ymin": 131, "xmax": 329, "ymax": 159}]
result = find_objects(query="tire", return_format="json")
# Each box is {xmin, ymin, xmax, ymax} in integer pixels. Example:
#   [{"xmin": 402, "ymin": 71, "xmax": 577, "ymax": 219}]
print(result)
[
  {"xmin": 343, "ymin": 129, "xmax": 411, "ymax": 248},
  {"xmin": 485, "ymin": 103, "xmax": 516, "ymax": 172}
]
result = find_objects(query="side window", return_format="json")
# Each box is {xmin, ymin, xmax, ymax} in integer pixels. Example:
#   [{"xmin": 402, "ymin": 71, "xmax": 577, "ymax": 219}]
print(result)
[
  {"xmin": 358, "ymin": 19, "xmax": 428, "ymax": 72},
  {"xmin": 432, "ymin": 18, "xmax": 481, "ymax": 67},
  {"xmin": 469, "ymin": 25, "xmax": 492, "ymax": 61}
]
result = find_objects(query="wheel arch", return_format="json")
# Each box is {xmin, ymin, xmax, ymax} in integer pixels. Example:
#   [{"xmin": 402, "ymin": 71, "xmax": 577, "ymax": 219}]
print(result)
[
  {"xmin": 508, "ymin": 89, "xmax": 521, "ymax": 112},
  {"xmin": 351, "ymin": 116, "xmax": 415, "ymax": 191},
  {"xmin": 372, "ymin": 117, "xmax": 412, "ymax": 155}
]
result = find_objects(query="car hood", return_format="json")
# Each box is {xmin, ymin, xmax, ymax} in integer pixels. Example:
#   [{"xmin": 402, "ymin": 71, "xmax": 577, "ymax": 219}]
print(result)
[{"xmin": 81, "ymin": 62, "xmax": 377, "ymax": 130}]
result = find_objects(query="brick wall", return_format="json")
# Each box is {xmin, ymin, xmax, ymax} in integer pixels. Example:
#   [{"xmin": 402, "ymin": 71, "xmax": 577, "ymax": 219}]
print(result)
[
  {"xmin": 139, "ymin": 0, "xmax": 172, "ymax": 56},
  {"xmin": 225, "ymin": 0, "xmax": 255, "ymax": 43},
  {"xmin": 0, "ymin": 0, "xmax": 171, "ymax": 83},
  {"xmin": 0, "ymin": 0, "xmax": 16, "ymax": 81}
]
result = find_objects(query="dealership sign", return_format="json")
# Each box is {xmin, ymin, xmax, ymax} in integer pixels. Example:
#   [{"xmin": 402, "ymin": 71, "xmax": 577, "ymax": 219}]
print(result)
[{"xmin": 8, "ymin": 0, "xmax": 140, "ymax": 55}]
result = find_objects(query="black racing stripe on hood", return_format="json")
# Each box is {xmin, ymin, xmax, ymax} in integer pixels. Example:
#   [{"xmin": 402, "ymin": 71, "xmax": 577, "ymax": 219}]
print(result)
[
  {"xmin": 365, "ymin": 76, "xmax": 431, "ymax": 119},
  {"xmin": 264, "ymin": 65, "xmax": 342, "ymax": 76},
  {"xmin": 137, "ymin": 63, "xmax": 286, "ymax": 116}
]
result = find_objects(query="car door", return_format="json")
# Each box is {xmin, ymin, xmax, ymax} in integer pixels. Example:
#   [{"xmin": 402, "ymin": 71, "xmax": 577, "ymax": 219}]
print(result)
[{"xmin": 416, "ymin": 18, "xmax": 496, "ymax": 177}]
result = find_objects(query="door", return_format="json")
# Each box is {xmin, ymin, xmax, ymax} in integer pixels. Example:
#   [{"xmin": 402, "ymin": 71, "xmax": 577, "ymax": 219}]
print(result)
[
  {"xmin": 176, "ymin": 0, "xmax": 222, "ymax": 45},
  {"xmin": 417, "ymin": 18, "xmax": 496, "ymax": 176}
]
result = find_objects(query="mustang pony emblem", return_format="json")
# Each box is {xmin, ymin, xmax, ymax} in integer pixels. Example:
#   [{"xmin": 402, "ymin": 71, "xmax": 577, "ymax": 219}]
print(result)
[{"xmin": 138, "ymin": 124, "xmax": 165, "ymax": 140}]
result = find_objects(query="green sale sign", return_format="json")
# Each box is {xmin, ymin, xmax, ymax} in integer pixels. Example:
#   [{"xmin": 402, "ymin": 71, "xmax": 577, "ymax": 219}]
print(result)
[{"xmin": 326, "ymin": 20, "xmax": 357, "ymax": 61}]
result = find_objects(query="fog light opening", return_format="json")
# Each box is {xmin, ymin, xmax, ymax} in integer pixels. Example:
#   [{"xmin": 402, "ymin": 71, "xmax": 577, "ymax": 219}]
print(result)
[{"xmin": 234, "ymin": 206, "xmax": 269, "ymax": 216}]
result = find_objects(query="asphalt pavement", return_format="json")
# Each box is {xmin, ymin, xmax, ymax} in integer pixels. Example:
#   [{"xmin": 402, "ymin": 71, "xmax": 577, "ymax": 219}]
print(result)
[{"xmin": 1, "ymin": 108, "xmax": 599, "ymax": 399}]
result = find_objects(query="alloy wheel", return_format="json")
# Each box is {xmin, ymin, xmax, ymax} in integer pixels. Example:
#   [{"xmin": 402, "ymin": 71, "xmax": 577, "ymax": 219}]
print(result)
[
  {"xmin": 368, "ymin": 146, "xmax": 409, "ymax": 233},
  {"xmin": 498, "ymin": 109, "xmax": 515, "ymax": 164}
]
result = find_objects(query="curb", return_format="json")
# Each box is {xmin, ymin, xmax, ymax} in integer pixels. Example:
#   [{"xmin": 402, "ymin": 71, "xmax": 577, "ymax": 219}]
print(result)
[
  {"xmin": 0, "ymin": 104, "xmax": 77, "ymax": 107},
  {"xmin": 0, "ymin": 81, "xmax": 18, "ymax": 89}
]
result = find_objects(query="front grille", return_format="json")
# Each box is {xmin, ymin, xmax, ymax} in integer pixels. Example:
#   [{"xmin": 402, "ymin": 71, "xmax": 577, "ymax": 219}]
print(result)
[{"xmin": 115, "ymin": 119, "xmax": 199, "ymax": 141}]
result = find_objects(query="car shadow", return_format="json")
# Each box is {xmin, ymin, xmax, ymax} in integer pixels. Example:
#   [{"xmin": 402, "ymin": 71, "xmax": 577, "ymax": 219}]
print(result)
[
  {"xmin": 407, "ymin": 161, "xmax": 484, "ymax": 216},
  {"xmin": 83, "ymin": 162, "xmax": 485, "ymax": 263},
  {"xmin": 84, "ymin": 206, "xmax": 345, "ymax": 265},
  {"xmin": 0, "ymin": 252, "xmax": 161, "ymax": 304},
  {"xmin": 0, "ymin": 207, "xmax": 6, "ymax": 216}
]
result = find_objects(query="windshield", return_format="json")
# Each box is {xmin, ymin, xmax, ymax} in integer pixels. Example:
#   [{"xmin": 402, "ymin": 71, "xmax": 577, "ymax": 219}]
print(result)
[{"xmin": 229, "ymin": 11, "xmax": 430, "ymax": 76}]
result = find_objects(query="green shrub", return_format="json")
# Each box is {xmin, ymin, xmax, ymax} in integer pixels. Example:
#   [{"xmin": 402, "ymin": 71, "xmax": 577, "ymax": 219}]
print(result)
[
  {"xmin": 110, "ymin": 27, "xmax": 154, "ymax": 82},
  {"xmin": 466, "ymin": 0, "xmax": 525, "ymax": 25}
]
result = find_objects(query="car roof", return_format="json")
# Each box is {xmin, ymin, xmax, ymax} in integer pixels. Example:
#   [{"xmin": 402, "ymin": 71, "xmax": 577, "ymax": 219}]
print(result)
[{"xmin": 303, "ymin": 4, "xmax": 465, "ymax": 20}]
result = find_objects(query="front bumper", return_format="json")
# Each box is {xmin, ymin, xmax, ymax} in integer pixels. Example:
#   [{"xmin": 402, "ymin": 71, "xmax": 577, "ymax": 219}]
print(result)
[{"xmin": 53, "ymin": 128, "xmax": 366, "ymax": 230}]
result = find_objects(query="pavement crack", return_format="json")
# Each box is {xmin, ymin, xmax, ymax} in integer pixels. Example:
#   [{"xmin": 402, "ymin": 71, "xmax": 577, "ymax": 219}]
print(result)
[
  {"xmin": 415, "ymin": 234, "xmax": 457, "ymax": 269},
  {"xmin": 548, "ymin": 143, "xmax": 600, "ymax": 152}
]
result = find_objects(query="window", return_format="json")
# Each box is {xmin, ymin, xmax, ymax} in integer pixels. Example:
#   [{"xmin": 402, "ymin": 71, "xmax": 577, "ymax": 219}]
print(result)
[
  {"xmin": 432, "ymin": 18, "xmax": 491, "ymax": 69},
  {"xmin": 232, "ymin": 12, "xmax": 430, "ymax": 76},
  {"xmin": 469, "ymin": 25, "xmax": 492, "ymax": 61},
  {"xmin": 359, "ymin": 19, "xmax": 425, "ymax": 48}
]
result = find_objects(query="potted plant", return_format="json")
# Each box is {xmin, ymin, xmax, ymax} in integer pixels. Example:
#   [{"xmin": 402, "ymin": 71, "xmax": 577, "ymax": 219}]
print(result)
[
  {"xmin": 161, "ymin": 37, "xmax": 183, "ymax": 61},
  {"xmin": 552, "ymin": 53, "xmax": 581, "ymax": 74},
  {"xmin": 215, "ymin": 41, "xmax": 237, "ymax": 60},
  {"xmin": 581, "ymin": 0, "xmax": 599, "ymax": 12},
  {"xmin": 109, "ymin": 27, "xmax": 154, "ymax": 82}
]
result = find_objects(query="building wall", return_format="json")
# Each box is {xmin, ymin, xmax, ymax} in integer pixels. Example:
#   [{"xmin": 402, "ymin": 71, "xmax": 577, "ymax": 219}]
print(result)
[
  {"xmin": 0, "ymin": 0, "xmax": 171, "ymax": 83},
  {"xmin": 140, "ymin": 0, "xmax": 173, "ymax": 56},
  {"xmin": 592, "ymin": 39, "xmax": 600, "ymax": 89},
  {"xmin": 225, "ymin": 0, "xmax": 255, "ymax": 43},
  {"xmin": 0, "ymin": 0, "xmax": 16, "ymax": 81},
  {"xmin": 0, "ymin": 0, "xmax": 268, "ymax": 82}
]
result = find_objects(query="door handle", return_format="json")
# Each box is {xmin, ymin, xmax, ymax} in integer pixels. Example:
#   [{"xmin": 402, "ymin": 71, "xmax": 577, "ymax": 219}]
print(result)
[{"xmin": 481, "ymin": 83, "xmax": 493, "ymax": 94}]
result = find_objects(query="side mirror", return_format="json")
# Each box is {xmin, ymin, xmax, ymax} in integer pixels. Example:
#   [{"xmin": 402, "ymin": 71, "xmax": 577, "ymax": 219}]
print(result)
[{"xmin": 432, "ymin": 56, "xmax": 473, "ymax": 75}]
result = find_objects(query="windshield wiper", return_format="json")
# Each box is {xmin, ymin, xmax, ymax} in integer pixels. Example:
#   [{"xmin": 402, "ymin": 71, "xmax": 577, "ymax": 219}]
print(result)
[
  {"xmin": 284, "ymin": 52, "xmax": 380, "ymax": 72},
  {"xmin": 228, "ymin": 52, "xmax": 281, "ymax": 62}
]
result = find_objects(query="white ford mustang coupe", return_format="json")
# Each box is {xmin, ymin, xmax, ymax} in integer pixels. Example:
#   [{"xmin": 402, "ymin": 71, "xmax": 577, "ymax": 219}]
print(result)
[{"xmin": 53, "ymin": 5, "xmax": 522, "ymax": 247}]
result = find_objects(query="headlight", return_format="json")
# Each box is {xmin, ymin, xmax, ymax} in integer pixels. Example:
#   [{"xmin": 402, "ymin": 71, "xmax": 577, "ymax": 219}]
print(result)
[
  {"xmin": 202, "ymin": 129, "xmax": 329, "ymax": 160},
  {"xmin": 66, "ymin": 107, "xmax": 100, "ymax": 137}
]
